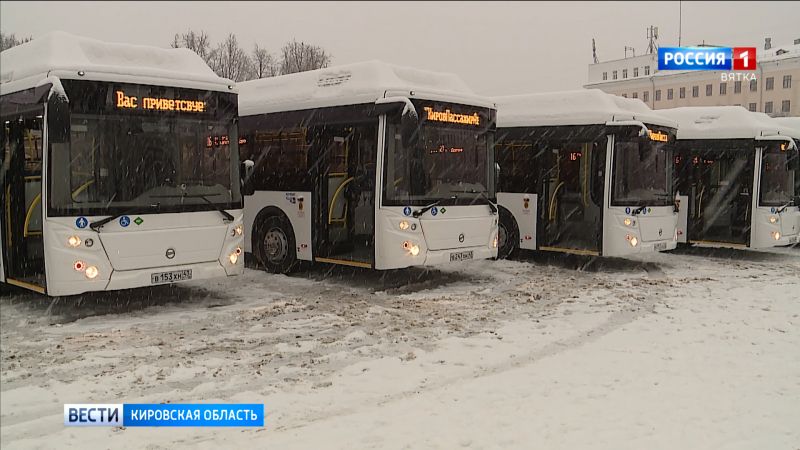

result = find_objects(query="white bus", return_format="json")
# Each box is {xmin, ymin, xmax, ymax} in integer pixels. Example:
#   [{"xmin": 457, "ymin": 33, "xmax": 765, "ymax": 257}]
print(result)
[
  {"xmin": 0, "ymin": 32, "xmax": 244, "ymax": 296},
  {"xmin": 493, "ymin": 90, "xmax": 679, "ymax": 258},
  {"xmin": 238, "ymin": 61, "xmax": 498, "ymax": 272},
  {"xmin": 661, "ymin": 106, "xmax": 799, "ymax": 249}
]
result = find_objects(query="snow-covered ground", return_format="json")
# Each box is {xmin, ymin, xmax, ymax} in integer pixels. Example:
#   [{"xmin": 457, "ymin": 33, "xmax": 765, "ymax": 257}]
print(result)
[{"xmin": 1, "ymin": 246, "xmax": 798, "ymax": 449}]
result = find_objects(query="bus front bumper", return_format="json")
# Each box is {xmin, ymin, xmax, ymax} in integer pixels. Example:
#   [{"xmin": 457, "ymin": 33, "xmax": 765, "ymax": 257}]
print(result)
[
  {"xmin": 47, "ymin": 260, "xmax": 243, "ymax": 297},
  {"xmin": 422, "ymin": 245, "xmax": 497, "ymax": 266}
]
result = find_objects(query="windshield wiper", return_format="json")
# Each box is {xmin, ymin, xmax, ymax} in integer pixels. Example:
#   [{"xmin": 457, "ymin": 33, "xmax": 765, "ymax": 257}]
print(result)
[
  {"xmin": 631, "ymin": 205, "xmax": 647, "ymax": 215},
  {"xmin": 776, "ymin": 200, "xmax": 794, "ymax": 214},
  {"xmin": 412, "ymin": 199, "xmax": 445, "ymax": 218},
  {"xmin": 451, "ymin": 189, "xmax": 498, "ymax": 214},
  {"xmin": 151, "ymin": 193, "xmax": 234, "ymax": 222},
  {"xmin": 89, "ymin": 203, "xmax": 160, "ymax": 232}
]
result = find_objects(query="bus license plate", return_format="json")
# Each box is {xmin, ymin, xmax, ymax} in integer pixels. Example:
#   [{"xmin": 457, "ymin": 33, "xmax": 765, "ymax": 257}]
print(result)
[
  {"xmin": 654, "ymin": 242, "xmax": 668, "ymax": 251},
  {"xmin": 450, "ymin": 250, "xmax": 473, "ymax": 262},
  {"xmin": 150, "ymin": 269, "xmax": 192, "ymax": 285}
]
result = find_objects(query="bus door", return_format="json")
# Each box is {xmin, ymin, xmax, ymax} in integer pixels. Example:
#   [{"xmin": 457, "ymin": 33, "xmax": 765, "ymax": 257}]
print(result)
[
  {"xmin": 315, "ymin": 123, "xmax": 378, "ymax": 267},
  {"xmin": 689, "ymin": 147, "xmax": 753, "ymax": 245},
  {"xmin": 1, "ymin": 114, "xmax": 46, "ymax": 292},
  {"xmin": 540, "ymin": 139, "xmax": 605, "ymax": 254}
]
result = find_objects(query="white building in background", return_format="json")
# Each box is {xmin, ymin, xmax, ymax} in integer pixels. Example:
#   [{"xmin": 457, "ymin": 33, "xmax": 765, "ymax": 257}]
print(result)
[{"xmin": 585, "ymin": 38, "xmax": 800, "ymax": 117}]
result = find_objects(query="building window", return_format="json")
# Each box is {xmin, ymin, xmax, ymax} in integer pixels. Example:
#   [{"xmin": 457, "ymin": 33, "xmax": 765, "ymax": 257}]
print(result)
[
  {"xmin": 782, "ymin": 100, "xmax": 791, "ymax": 113},
  {"xmin": 783, "ymin": 75, "xmax": 792, "ymax": 89},
  {"xmin": 621, "ymin": 93, "xmax": 627, "ymax": 98},
  {"xmin": 668, "ymin": 88, "xmax": 674, "ymax": 100},
  {"xmin": 602, "ymin": 72, "xmax": 608, "ymax": 81},
  {"xmin": 643, "ymin": 91, "xmax": 649, "ymax": 102},
  {"xmin": 748, "ymin": 103, "xmax": 757, "ymax": 112},
  {"xmin": 766, "ymin": 77, "xmax": 774, "ymax": 90},
  {"xmin": 692, "ymin": 86, "xmax": 698, "ymax": 98},
  {"xmin": 750, "ymin": 79, "xmax": 757, "ymax": 92},
  {"xmin": 765, "ymin": 101, "xmax": 773, "ymax": 114},
  {"xmin": 719, "ymin": 83, "xmax": 727, "ymax": 95},
  {"xmin": 734, "ymin": 81, "xmax": 742, "ymax": 93},
  {"xmin": 613, "ymin": 70, "xmax": 618, "ymax": 80},
  {"xmin": 632, "ymin": 92, "xmax": 638, "ymax": 99},
  {"xmin": 644, "ymin": 65, "xmax": 650, "ymax": 75},
  {"xmin": 633, "ymin": 67, "xmax": 639, "ymax": 77},
  {"xmin": 655, "ymin": 89, "xmax": 661, "ymax": 101},
  {"xmin": 680, "ymin": 87, "xmax": 686, "ymax": 99},
  {"xmin": 622, "ymin": 69, "xmax": 628, "ymax": 79},
  {"xmin": 706, "ymin": 84, "xmax": 712, "ymax": 96}
]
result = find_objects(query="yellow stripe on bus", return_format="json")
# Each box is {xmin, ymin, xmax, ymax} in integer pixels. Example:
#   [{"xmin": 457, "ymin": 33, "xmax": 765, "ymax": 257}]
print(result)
[
  {"xmin": 5, "ymin": 278, "xmax": 45, "ymax": 294},
  {"xmin": 315, "ymin": 257, "xmax": 372, "ymax": 269},
  {"xmin": 538, "ymin": 246, "xmax": 601, "ymax": 257}
]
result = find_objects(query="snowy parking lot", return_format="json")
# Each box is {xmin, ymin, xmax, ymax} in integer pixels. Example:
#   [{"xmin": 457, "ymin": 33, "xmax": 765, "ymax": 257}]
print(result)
[{"xmin": 1, "ymin": 246, "xmax": 799, "ymax": 449}]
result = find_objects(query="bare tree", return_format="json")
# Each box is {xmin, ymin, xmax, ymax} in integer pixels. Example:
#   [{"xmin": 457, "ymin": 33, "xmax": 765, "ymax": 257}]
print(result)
[
  {"xmin": 251, "ymin": 44, "xmax": 277, "ymax": 79},
  {"xmin": 170, "ymin": 30, "xmax": 212, "ymax": 64},
  {"xmin": 1, "ymin": 32, "xmax": 32, "ymax": 52},
  {"xmin": 208, "ymin": 33, "xmax": 252, "ymax": 82},
  {"xmin": 278, "ymin": 39, "xmax": 332, "ymax": 75}
]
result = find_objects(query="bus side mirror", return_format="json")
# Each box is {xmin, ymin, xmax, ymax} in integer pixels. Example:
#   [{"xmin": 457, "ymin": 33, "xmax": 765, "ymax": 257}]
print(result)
[{"xmin": 400, "ymin": 106, "xmax": 419, "ymax": 146}]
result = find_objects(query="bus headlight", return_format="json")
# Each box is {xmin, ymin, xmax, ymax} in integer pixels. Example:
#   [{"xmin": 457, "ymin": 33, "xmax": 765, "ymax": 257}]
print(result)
[
  {"xmin": 67, "ymin": 236, "xmax": 82, "ymax": 248},
  {"xmin": 772, "ymin": 231, "xmax": 781, "ymax": 241},
  {"xmin": 626, "ymin": 234, "xmax": 639, "ymax": 247},
  {"xmin": 493, "ymin": 234, "xmax": 498, "ymax": 248},
  {"xmin": 399, "ymin": 220, "xmax": 410, "ymax": 230},
  {"xmin": 768, "ymin": 216, "xmax": 779, "ymax": 224},
  {"xmin": 232, "ymin": 224, "xmax": 244, "ymax": 236},
  {"xmin": 403, "ymin": 240, "xmax": 420, "ymax": 256},
  {"xmin": 85, "ymin": 266, "xmax": 99, "ymax": 279},
  {"xmin": 229, "ymin": 247, "xmax": 242, "ymax": 264},
  {"xmin": 623, "ymin": 218, "xmax": 636, "ymax": 227}
]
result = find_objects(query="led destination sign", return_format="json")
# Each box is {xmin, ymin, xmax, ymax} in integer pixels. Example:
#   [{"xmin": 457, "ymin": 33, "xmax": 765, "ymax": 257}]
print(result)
[
  {"xmin": 423, "ymin": 106, "xmax": 481, "ymax": 126},
  {"xmin": 115, "ymin": 90, "xmax": 206, "ymax": 113}
]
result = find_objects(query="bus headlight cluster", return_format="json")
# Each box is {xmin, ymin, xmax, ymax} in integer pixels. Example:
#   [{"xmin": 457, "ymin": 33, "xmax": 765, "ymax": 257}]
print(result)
[
  {"xmin": 232, "ymin": 224, "xmax": 244, "ymax": 237},
  {"xmin": 402, "ymin": 240, "xmax": 420, "ymax": 256},
  {"xmin": 399, "ymin": 220, "xmax": 410, "ymax": 230},
  {"xmin": 768, "ymin": 216, "xmax": 779, "ymax": 224},
  {"xmin": 67, "ymin": 236, "xmax": 82, "ymax": 248},
  {"xmin": 73, "ymin": 260, "xmax": 99, "ymax": 279},
  {"xmin": 229, "ymin": 246, "xmax": 242, "ymax": 264},
  {"xmin": 772, "ymin": 231, "xmax": 781, "ymax": 241},
  {"xmin": 493, "ymin": 235, "xmax": 498, "ymax": 248},
  {"xmin": 625, "ymin": 234, "xmax": 639, "ymax": 247},
  {"xmin": 623, "ymin": 218, "xmax": 636, "ymax": 227}
]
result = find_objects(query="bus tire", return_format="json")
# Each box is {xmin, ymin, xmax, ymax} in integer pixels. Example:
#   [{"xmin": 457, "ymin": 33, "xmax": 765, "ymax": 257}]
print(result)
[
  {"xmin": 254, "ymin": 213, "xmax": 299, "ymax": 274},
  {"xmin": 496, "ymin": 207, "xmax": 520, "ymax": 260}
]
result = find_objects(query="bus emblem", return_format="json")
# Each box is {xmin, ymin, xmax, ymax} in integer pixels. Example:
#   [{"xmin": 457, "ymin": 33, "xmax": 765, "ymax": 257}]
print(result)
[
  {"xmin": 659, "ymin": 228, "xmax": 663, "ymax": 237},
  {"xmin": 459, "ymin": 233, "xmax": 465, "ymax": 243},
  {"xmin": 165, "ymin": 248, "xmax": 176, "ymax": 259}
]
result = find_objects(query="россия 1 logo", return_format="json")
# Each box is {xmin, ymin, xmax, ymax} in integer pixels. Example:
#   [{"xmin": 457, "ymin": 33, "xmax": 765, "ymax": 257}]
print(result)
[{"xmin": 658, "ymin": 47, "xmax": 757, "ymax": 71}]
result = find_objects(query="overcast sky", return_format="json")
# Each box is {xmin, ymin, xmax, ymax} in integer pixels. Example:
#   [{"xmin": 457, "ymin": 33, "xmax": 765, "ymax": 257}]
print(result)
[{"xmin": 2, "ymin": 1, "xmax": 799, "ymax": 95}]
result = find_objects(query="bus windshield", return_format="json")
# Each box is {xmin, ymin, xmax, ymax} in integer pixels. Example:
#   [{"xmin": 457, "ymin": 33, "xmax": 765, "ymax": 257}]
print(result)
[
  {"xmin": 611, "ymin": 130, "xmax": 675, "ymax": 207},
  {"xmin": 759, "ymin": 142, "xmax": 799, "ymax": 207},
  {"xmin": 383, "ymin": 101, "xmax": 495, "ymax": 207},
  {"xmin": 48, "ymin": 80, "xmax": 241, "ymax": 216}
]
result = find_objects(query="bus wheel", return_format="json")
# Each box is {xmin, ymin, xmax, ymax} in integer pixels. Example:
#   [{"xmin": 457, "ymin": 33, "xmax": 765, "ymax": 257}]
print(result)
[
  {"xmin": 496, "ymin": 208, "xmax": 519, "ymax": 260},
  {"xmin": 256, "ymin": 215, "xmax": 298, "ymax": 274}
]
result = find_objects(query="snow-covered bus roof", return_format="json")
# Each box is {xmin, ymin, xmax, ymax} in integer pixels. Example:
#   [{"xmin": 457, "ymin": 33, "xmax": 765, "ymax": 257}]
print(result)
[
  {"xmin": 494, "ymin": 89, "xmax": 677, "ymax": 129},
  {"xmin": 0, "ymin": 31, "xmax": 234, "ymax": 95},
  {"xmin": 773, "ymin": 117, "xmax": 800, "ymax": 138},
  {"xmin": 658, "ymin": 106, "xmax": 791, "ymax": 140},
  {"xmin": 238, "ymin": 60, "xmax": 495, "ymax": 117}
]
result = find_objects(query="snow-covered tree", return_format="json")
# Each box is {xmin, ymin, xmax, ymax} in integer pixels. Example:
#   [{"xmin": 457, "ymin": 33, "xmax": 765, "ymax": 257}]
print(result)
[
  {"xmin": 208, "ymin": 33, "xmax": 252, "ymax": 82},
  {"xmin": 170, "ymin": 30, "xmax": 212, "ymax": 64},
  {"xmin": 251, "ymin": 44, "xmax": 277, "ymax": 79},
  {"xmin": 0, "ymin": 32, "xmax": 32, "ymax": 52},
  {"xmin": 278, "ymin": 39, "xmax": 331, "ymax": 75}
]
